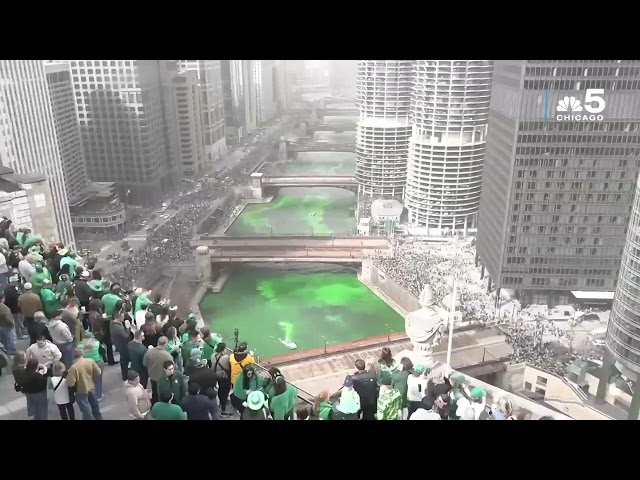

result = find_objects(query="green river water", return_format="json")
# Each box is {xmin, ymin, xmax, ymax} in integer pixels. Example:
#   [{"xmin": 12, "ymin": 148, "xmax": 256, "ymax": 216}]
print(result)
[
  {"xmin": 226, "ymin": 187, "xmax": 356, "ymax": 236},
  {"xmin": 270, "ymin": 152, "xmax": 356, "ymax": 176},
  {"xmin": 199, "ymin": 264, "xmax": 404, "ymax": 359}
]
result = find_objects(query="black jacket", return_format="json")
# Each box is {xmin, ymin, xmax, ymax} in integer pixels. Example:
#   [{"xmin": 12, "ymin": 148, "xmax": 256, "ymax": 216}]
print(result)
[
  {"xmin": 427, "ymin": 378, "xmax": 452, "ymax": 402},
  {"xmin": 110, "ymin": 321, "xmax": 131, "ymax": 351},
  {"xmin": 3, "ymin": 285, "xmax": 21, "ymax": 314},
  {"xmin": 188, "ymin": 366, "xmax": 218, "ymax": 393},
  {"xmin": 74, "ymin": 279, "xmax": 93, "ymax": 305},
  {"xmin": 180, "ymin": 394, "xmax": 219, "ymax": 420},
  {"xmin": 19, "ymin": 371, "xmax": 47, "ymax": 394},
  {"xmin": 351, "ymin": 369, "xmax": 378, "ymax": 407},
  {"xmin": 32, "ymin": 322, "xmax": 53, "ymax": 343}
]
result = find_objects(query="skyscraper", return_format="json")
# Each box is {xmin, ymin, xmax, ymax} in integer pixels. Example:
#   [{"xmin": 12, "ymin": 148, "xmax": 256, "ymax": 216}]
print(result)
[
  {"xmin": 355, "ymin": 60, "xmax": 413, "ymax": 198},
  {"xmin": 221, "ymin": 60, "xmax": 258, "ymax": 143},
  {"xmin": 603, "ymin": 173, "xmax": 640, "ymax": 419},
  {"xmin": 45, "ymin": 62, "xmax": 89, "ymax": 201},
  {"xmin": 68, "ymin": 60, "xmax": 179, "ymax": 205},
  {"xmin": 176, "ymin": 60, "xmax": 226, "ymax": 163},
  {"xmin": 477, "ymin": 60, "xmax": 640, "ymax": 306},
  {"xmin": 253, "ymin": 60, "xmax": 278, "ymax": 124},
  {"xmin": 172, "ymin": 70, "xmax": 206, "ymax": 177},
  {"xmin": 0, "ymin": 60, "xmax": 75, "ymax": 246},
  {"xmin": 404, "ymin": 60, "xmax": 492, "ymax": 234}
]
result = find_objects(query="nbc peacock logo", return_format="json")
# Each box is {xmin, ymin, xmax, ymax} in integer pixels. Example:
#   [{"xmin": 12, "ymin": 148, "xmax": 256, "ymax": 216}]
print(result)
[
  {"xmin": 555, "ymin": 89, "xmax": 605, "ymax": 121},
  {"xmin": 556, "ymin": 96, "xmax": 583, "ymax": 113}
]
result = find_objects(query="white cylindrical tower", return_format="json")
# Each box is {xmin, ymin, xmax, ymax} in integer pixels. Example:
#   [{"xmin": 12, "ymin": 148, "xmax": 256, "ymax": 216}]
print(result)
[
  {"xmin": 355, "ymin": 60, "xmax": 413, "ymax": 198},
  {"xmin": 405, "ymin": 60, "xmax": 493, "ymax": 233},
  {"xmin": 195, "ymin": 245, "xmax": 212, "ymax": 281}
]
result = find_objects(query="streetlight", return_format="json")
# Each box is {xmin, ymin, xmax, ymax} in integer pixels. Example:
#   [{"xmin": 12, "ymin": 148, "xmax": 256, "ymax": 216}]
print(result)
[{"xmin": 323, "ymin": 336, "xmax": 327, "ymax": 354}]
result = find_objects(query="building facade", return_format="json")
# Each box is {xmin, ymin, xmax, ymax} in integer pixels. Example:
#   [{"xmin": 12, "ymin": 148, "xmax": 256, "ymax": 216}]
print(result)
[
  {"xmin": 254, "ymin": 60, "xmax": 278, "ymax": 124},
  {"xmin": 0, "ymin": 167, "xmax": 60, "ymax": 243},
  {"xmin": 405, "ymin": 60, "xmax": 492, "ymax": 234},
  {"xmin": 45, "ymin": 62, "xmax": 89, "ymax": 201},
  {"xmin": 0, "ymin": 60, "xmax": 75, "ymax": 246},
  {"xmin": 68, "ymin": 60, "xmax": 179, "ymax": 206},
  {"xmin": 172, "ymin": 70, "xmax": 206, "ymax": 177},
  {"xmin": 477, "ymin": 60, "xmax": 640, "ymax": 306},
  {"xmin": 604, "ymin": 173, "xmax": 640, "ymax": 418},
  {"xmin": 221, "ymin": 60, "xmax": 258, "ymax": 144},
  {"xmin": 355, "ymin": 60, "xmax": 413, "ymax": 198},
  {"xmin": 176, "ymin": 60, "xmax": 226, "ymax": 164}
]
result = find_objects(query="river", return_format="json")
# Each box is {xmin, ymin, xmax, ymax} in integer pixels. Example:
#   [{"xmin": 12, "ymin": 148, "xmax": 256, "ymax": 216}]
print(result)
[{"xmin": 199, "ymin": 264, "xmax": 404, "ymax": 359}]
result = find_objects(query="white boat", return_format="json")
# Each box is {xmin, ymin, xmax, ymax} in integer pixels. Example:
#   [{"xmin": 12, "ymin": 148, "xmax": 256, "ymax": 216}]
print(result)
[
  {"xmin": 279, "ymin": 339, "xmax": 298, "ymax": 350},
  {"xmin": 310, "ymin": 212, "xmax": 316, "ymax": 216}
]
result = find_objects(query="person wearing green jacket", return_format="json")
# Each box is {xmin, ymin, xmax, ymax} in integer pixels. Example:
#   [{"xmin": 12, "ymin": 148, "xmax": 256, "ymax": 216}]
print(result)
[
  {"xmin": 40, "ymin": 280, "xmax": 61, "ymax": 317},
  {"xmin": 30, "ymin": 262, "xmax": 51, "ymax": 295},
  {"xmin": 268, "ymin": 374, "xmax": 298, "ymax": 420},
  {"xmin": 59, "ymin": 253, "xmax": 78, "ymax": 280},
  {"xmin": 15, "ymin": 229, "xmax": 28, "ymax": 246},
  {"xmin": 134, "ymin": 292, "xmax": 151, "ymax": 314},
  {"xmin": 313, "ymin": 391, "xmax": 334, "ymax": 420},
  {"xmin": 181, "ymin": 330, "xmax": 201, "ymax": 367},
  {"xmin": 101, "ymin": 284, "xmax": 123, "ymax": 319},
  {"xmin": 55, "ymin": 274, "xmax": 73, "ymax": 302},
  {"xmin": 392, "ymin": 357, "xmax": 412, "ymax": 419},
  {"xmin": 88, "ymin": 276, "xmax": 105, "ymax": 300},
  {"xmin": 242, "ymin": 391, "xmax": 272, "ymax": 420},
  {"xmin": 200, "ymin": 327, "xmax": 220, "ymax": 363},
  {"xmin": 232, "ymin": 364, "xmax": 269, "ymax": 417},
  {"xmin": 157, "ymin": 360, "xmax": 187, "ymax": 406},
  {"xmin": 128, "ymin": 330, "xmax": 149, "ymax": 388},
  {"xmin": 151, "ymin": 390, "xmax": 187, "ymax": 420}
]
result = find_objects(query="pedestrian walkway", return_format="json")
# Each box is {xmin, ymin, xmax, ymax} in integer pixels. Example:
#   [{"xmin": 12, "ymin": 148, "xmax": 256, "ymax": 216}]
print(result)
[{"xmin": 123, "ymin": 235, "xmax": 148, "ymax": 242}]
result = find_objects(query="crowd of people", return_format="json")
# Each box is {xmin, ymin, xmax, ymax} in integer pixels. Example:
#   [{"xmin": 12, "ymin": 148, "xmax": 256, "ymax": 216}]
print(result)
[
  {"xmin": 505, "ymin": 321, "xmax": 576, "ymax": 375},
  {"xmin": 298, "ymin": 346, "xmax": 545, "ymax": 420}
]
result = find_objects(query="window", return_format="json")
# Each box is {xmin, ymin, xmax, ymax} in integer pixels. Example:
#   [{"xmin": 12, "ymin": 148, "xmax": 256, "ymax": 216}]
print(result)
[{"xmin": 536, "ymin": 376, "xmax": 548, "ymax": 387}]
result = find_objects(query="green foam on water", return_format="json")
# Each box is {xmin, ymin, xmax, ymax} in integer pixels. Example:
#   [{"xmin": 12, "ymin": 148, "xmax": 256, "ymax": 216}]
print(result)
[
  {"xmin": 227, "ymin": 187, "xmax": 356, "ymax": 237},
  {"xmin": 199, "ymin": 266, "xmax": 404, "ymax": 359}
]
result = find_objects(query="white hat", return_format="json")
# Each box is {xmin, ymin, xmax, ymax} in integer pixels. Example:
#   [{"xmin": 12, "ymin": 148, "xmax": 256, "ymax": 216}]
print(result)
[
  {"xmin": 81, "ymin": 270, "xmax": 90, "ymax": 278},
  {"xmin": 24, "ymin": 282, "xmax": 32, "ymax": 290}
]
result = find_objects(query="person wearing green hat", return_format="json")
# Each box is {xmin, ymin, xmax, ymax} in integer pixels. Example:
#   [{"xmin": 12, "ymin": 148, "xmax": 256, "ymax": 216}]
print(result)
[
  {"xmin": 134, "ymin": 290, "xmax": 151, "ymax": 314},
  {"xmin": 101, "ymin": 284, "xmax": 123, "ymax": 320},
  {"xmin": 407, "ymin": 364, "xmax": 429, "ymax": 419},
  {"xmin": 232, "ymin": 364, "xmax": 269, "ymax": 418},
  {"xmin": 376, "ymin": 376, "xmax": 402, "ymax": 420},
  {"xmin": 242, "ymin": 390, "xmax": 272, "ymax": 420},
  {"xmin": 470, "ymin": 387, "xmax": 488, "ymax": 420},
  {"xmin": 30, "ymin": 262, "xmax": 51, "ymax": 295},
  {"xmin": 448, "ymin": 373, "xmax": 470, "ymax": 420},
  {"xmin": 88, "ymin": 271, "xmax": 105, "ymax": 300},
  {"xmin": 40, "ymin": 280, "xmax": 61, "ymax": 317}
]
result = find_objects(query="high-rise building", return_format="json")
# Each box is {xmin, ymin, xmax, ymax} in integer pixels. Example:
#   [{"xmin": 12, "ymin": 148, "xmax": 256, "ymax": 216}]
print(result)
[
  {"xmin": 221, "ymin": 60, "xmax": 258, "ymax": 144},
  {"xmin": 477, "ymin": 60, "xmax": 640, "ymax": 306},
  {"xmin": 355, "ymin": 60, "xmax": 413, "ymax": 198},
  {"xmin": 0, "ymin": 60, "xmax": 75, "ymax": 246},
  {"xmin": 172, "ymin": 70, "xmax": 206, "ymax": 177},
  {"xmin": 254, "ymin": 60, "xmax": 278, "ymax": 124},
  {"xmin": 45, "ymin": 62, "xmax": 89, "ymax": 201},
  {"xmin": 175, "ymin": 60, "xmax": 226, "ymax": 163},
  {"xmin": 275, "ymin": 60, "xmax": 288, "ymax": 113},
  {"xmin": 603, "ymin": 173, "xmax": 640, "ymax": 418},
  {"xmin": 68, "ymin": 60, "xmax": 179, "ymax": 205},
  {"xmin": 405, "ymin": 60, "xmax": 492, "ymax": 233}
]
